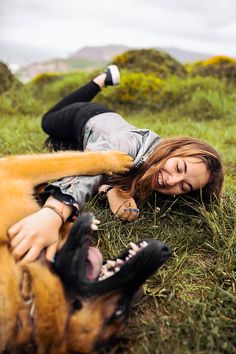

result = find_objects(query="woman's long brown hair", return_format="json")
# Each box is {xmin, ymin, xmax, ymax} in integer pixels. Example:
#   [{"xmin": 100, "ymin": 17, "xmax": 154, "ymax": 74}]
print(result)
[{"xmin": 109, "ymin": 137, "xmax": 224, "ymax": 204}]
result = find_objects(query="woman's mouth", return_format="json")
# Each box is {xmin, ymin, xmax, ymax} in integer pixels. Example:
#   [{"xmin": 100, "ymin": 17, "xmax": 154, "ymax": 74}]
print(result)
[
  {"xmin": 154, "ymin": 170, "xmax": 165, "ymax": 189},
  {"xmin": 158, "ymin": 171, "xmax": 164, "ymax": 187}
]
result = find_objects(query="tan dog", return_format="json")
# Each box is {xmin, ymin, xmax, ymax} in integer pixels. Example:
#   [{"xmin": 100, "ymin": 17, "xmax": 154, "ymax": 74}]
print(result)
[
  {"xmin": 0, "ymin": 150, "xmax": 171, "ymax": 353},
  {"xmin": 0, "ymin": 150, "xmax": 132, "ymax": 353}
]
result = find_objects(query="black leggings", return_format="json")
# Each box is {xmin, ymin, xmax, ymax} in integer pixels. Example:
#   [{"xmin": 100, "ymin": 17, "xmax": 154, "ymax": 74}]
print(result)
[{"xmin": 42, "ymin": 81, "xmax": 113, "ymax": 151}]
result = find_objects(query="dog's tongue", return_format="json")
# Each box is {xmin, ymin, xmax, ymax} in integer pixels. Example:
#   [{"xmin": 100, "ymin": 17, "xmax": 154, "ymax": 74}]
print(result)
[{"xmin": 86, "ymin": 246, "xmax": 103, "ymax": 280}]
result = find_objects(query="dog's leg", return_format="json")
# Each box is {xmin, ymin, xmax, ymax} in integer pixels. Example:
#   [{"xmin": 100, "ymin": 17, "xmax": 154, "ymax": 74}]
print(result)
[{"xmin": 2, "ymin": 150, "xmax": 133, "ymax": 186}]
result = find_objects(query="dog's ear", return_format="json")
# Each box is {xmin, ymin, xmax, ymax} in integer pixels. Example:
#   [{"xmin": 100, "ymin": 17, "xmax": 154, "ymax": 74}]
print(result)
[{"xmin": 20, "ymin": 268, "xmax": 33, "ymax": 303}]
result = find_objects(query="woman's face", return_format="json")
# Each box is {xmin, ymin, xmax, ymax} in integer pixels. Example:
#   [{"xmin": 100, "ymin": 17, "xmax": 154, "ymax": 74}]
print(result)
[{"xmin": 152, "ymin": 156, "xmax": 210, "ymax": 196}]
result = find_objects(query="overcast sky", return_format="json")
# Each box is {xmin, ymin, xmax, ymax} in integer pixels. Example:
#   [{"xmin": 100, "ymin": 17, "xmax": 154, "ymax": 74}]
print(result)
[{"xmin": 1, "ymin": 0, "xmax": 236, "ymax": 65}]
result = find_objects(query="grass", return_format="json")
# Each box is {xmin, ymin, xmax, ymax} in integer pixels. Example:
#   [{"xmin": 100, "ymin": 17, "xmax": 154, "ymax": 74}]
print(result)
[{"xmin": 1, "ymin": 71, "xmax": 236, "ymax": 354}]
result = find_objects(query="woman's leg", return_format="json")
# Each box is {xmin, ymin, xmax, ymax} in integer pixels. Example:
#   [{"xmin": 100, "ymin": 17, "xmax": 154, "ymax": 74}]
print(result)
[
  {"xmin": 41, "ymin": 66, "xmax": 120, "ymax": 151},
  {"xmin": 43, "ymin": 65, "xmax": 119, "ymax": 115},
  {"xmin": 44, "ymin": 81, "xmax": 101, "ymax": 115}
]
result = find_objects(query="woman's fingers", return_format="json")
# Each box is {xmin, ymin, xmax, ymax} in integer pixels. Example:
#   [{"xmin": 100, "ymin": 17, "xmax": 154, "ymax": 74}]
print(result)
[
  {"xmin": 8, "ymin": 220, "xmax": 23, "ymax": 239},
  {"xmin": 7, "ymin": 208, "xmax": 62, "ymax": 262},
  {"xmin": 9, "ymin": 230, "xmax": 26, "ymax": 248},
  {"xmin": 12, "ymin": 236, "xmax": 33, "ymax": 260},
  {"xmin": 21, "ymin": 245, "xmax": 42, "ymax": 263},
  {"xmin": 45, "ymin": 242, "xmax": 58, "ymax": 263},
  {"xmin": 120, "ymin": 207, "xmax": 140, "ymax": 221},
  {"xmin": 123, "ymin": 207, "xmax": 140, "ymax": 214},
  {"xmin": 127, "ymin": 211, "xmax": 139, "ymax": 222}
]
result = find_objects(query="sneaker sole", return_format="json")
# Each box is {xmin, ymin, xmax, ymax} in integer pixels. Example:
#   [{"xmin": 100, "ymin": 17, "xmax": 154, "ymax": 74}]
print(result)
[{"xmin": 108, "ymin": 65, "xmax": 120, "ymax": 85}]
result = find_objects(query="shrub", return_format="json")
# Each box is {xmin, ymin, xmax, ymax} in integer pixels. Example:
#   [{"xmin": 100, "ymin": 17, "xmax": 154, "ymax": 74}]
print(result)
[
  {"xmin": 190, "ymin": 55, "xmax": 236, "ymax": 84},
  {"xmin": 31, "ymin": 72, "xmax": 63, "ymax": 86},
  {"xmin": 1, "ymin": 85, "xmax": 44, "ymax": 116},
  {"xmin": 98, "ymin": 73, "xmax": 234, "ymax": 119},
  {"xmin": 30, "ymin": 71, "xmax": 90, "ymax": 106},
  {"xmin": 112, "ymin": 49, "xmax": 187, "ymax": 78},
  {"xmin": 160, "ymin": 76, "xmax": 227, "ymax": 107},
  {"xmin": 159, "ymin": 76, "xmax": 234, "ymax": 121},
  {"xmin": 98, "ymin": 71, "xmax": 164, "ymax": 110},
  {"xmin": 177, "ymin": 89, "xmax": 233, "ymax": 121},
  {"xmin": 0, "ymin": 62, "xmax": 21, "ymax": 94}
]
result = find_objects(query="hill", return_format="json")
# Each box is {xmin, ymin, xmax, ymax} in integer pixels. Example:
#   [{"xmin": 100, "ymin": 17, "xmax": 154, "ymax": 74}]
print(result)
[
  {"xmin": 16, "ymin": 45, "xmax": 214, "ymax": 81},
  {"xmin": 70, "ymin": 44, "xmax": 130, "ymax": 61}
]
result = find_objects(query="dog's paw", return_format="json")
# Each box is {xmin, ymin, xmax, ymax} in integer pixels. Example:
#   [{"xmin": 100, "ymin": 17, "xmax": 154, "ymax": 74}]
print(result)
[{"xmin": 103, "ymin": 151, "xmax": 133, "ymax": 175}]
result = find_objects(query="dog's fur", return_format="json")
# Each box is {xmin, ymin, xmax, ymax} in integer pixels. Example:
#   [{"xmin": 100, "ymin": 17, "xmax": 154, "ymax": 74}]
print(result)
[
  {"xmin": 0, "ymin": 150, "xmax": 171, "ymax": 354},
  {"xmin": 0, "ymin": 150, "xmax": 133, "ymax": 353}
]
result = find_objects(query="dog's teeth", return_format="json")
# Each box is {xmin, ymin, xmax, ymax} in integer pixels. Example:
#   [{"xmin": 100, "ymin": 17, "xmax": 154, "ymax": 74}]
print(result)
[
  {"xmin": 116, "ymin": 258, "xmax": 124, "ymax": 265},
  {"xmin": 140, "ymin": 241, "xmax": 148, "ymax": 248},
  {"xmin": 130, "ymin": 242, "xmax": 139, "ymax": 252},
  {"xmin": 129, "ymin": 249, "xmax": 136, "ymax": 256},
  {"xmin": 115, "ymin": 267, "xmax": 120, "ymax": 272},
  {"xmin": 125, "ymin": 256, "xmax": 129, "ymax": 261},
  {"xmin": 93, "ymin": 219, "xmax": 101, "ymax": 225},
  {"xmin": 107, "ymin": 260, "xmax": 116, "ymax": 268},
  {"xmin": 29, "ymin": 302, "xmax": 35, "ymax": 318},
  {"xmin": 104, "ymin": 271, "xmax": 114, "ymax": 278},
  {"xmin": 100, "ymin": 269, "xmax": 106, "ymax": 275},
  {"xmin": 91, "ymin": 224, "xmax": 98, "ymax": 231}
]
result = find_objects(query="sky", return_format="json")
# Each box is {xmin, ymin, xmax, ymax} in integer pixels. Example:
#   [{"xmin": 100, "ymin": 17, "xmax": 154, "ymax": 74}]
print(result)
[{"xmin": 1, "ymin": 0, "xmax": 236, "ymax": 66}]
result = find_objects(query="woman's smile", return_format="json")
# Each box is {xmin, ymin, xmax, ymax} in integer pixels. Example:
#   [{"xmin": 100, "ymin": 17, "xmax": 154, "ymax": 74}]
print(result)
[
  {"xmin": 157, "ymin": 171, "xmax": 165, "ymax": 188},
  {"xmin": 155, "ymin": 170, "xmax": 173, "ymax": 190},
  {"xmin": 156, "ymin": 170, "xmax": 168, "ymax": 189}
]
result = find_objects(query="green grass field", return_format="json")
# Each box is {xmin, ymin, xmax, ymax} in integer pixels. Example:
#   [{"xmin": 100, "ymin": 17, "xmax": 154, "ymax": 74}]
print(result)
[{"xmin": 1, "ymin": 61, "xmax": 236, "ymax": 354}]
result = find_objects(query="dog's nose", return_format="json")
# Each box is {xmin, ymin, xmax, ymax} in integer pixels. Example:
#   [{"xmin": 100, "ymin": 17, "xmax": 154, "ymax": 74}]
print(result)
[{"xmin": 160, "ymin": 243, "xmax": 172, "ymax": 259}]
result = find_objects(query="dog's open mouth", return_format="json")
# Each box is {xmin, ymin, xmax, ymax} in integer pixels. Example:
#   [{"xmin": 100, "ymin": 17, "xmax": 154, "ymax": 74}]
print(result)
[
  {"xmin": 55, "ymin": 212, "xmax": 172, "ymax": 297},
  {"xmin": 87, "ymin": 240, "xmax": 149, "ymax": 282},
  {"xmin": 85, "ymin": 216, "xmax": 151, "ymax": 282},
  {"xmin": 83, "ymin": 215, "xmax": 171, "ymax": 285},
  {"xmin": 97, "ymin": 241, "xmax": 149, "ymax": 281}
]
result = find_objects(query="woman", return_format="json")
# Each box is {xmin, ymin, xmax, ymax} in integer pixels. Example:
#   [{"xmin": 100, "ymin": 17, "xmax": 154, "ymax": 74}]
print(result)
[{"xmin": 8, "ymin": 65, "xmax": 224, "ymax": 262}]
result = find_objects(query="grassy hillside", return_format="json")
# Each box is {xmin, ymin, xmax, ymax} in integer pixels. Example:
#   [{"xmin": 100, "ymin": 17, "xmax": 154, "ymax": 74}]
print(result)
[{"xmin": 1, "ymin": 50, "xmax": 235, "ymax": 354}]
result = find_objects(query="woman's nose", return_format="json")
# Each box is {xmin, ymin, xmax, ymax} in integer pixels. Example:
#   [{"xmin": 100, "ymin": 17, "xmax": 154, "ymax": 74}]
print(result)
[{"xmin": 166, "ymin": 174, "xmax": 183, "ymax": 186}]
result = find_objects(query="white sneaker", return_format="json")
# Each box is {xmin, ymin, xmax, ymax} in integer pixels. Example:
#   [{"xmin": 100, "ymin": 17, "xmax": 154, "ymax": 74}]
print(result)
[{"xmin": 104, "ymin": 65, "xmax": 120, "ymax": 86}]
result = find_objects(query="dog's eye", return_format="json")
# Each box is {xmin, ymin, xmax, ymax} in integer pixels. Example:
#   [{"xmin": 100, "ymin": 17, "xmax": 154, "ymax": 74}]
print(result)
[
  {"xmin": 115, "ymin": 309, "xmax": 123, "ymax": 317},
  {"xmin": 114, "ymin": 304, "xmax": 126, "ymax": 318},
  {"xmin": 72, "ymin": 298, "xmax": 82, "ymax": 311}
]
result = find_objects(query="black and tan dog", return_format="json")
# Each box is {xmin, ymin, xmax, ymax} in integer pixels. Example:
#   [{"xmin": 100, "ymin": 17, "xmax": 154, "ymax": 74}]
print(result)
[{"xmin": 0, "ymin": 150, "xmax": 171, "ymax": 353}]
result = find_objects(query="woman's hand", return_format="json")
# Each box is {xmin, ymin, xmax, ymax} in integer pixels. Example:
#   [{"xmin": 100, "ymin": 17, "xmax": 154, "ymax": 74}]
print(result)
[
  {"xmin": 8, "ymin": 207, "xmax": 62, "ymax": 263},
  {"xmin": 8, "ymin": 196, "xmax": 73, "ymax": 263},
  {"xmin": 107, "ymin": 187, "xmax": 139, "ymax": 222}
]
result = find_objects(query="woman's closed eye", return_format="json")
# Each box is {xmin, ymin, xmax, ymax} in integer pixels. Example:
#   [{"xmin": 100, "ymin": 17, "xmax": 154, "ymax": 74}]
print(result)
[{"xmin": 176, "ymin": 162, "xmax": 185, "ymax": 174}]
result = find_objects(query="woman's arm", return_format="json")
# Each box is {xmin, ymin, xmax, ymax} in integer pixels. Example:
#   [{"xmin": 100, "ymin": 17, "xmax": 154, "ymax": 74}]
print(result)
[
  {"xmin": 8, "ymin": 196, "xmax": 72, "ymax": 263},
  {"xmin": 8, "ymin": 174, "xmax": 104, "ymax": 263}
]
